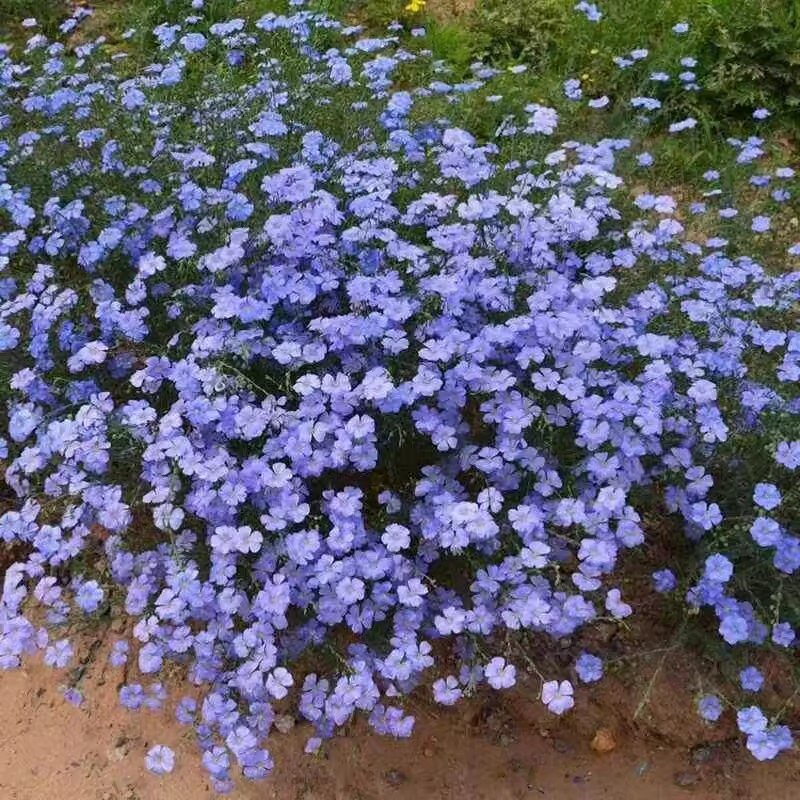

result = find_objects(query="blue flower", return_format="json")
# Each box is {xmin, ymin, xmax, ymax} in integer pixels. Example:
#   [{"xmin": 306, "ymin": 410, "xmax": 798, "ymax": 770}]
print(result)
[
  {"xmin": 775, "ymin": 441, "xmax": 800, "ymax": 470},
  {"xmin": 180, "ymin": 33, "xmax": 206, "ymax": 52},
  {"xmin": 739, "ymin": 667, "xmax": 764, "ymax": 693},
  {"xmin": 651, "ymin": 569, "xmax": 677, "ymax": 593},
  {"xmin": 697, "ymin": 695, "xmax": 723, "ymax": 722},
  {"xmin": 542, "ymin": 680, "xmax": 575, "ymax": 715},
  {"xmin": 753, "ymin": 483, "xmax": 781, "ymax": 511},
  {"xmin": 575, "ymin": 652, "xmax": 603, "ymax": 683},
  {"xmin": 145, "ymin": 745, "xmax": 175, "ymax": 775},
  {"xmin": 704, "ymin": 554, "xmax": 733, "ymax": 584},
  {"xmin": 737, "ymin": 706, "xmax": 767, "ymax": 735}
]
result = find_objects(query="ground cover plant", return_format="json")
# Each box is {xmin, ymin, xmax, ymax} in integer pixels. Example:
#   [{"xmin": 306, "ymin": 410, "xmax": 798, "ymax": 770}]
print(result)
[{"xmin": 0, "ymin": 0, "xmax": 798, "ymax": 790}]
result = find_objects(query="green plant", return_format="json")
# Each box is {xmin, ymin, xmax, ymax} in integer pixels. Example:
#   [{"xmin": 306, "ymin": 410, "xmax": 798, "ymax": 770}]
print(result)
[
  {"xmin": 698, "ymin": 0, "xmax": 800, "ymax": 118},
  {"xmin": 471, "ymin": 0, "xmax": 572, "ymax": 67},
  {"xmin": 0, "ymin": 0, "xmax": 68, "ymax": 39},
  {"xmin": 465, "ymin": 0, "xmax": 800, "ymax": 134}
]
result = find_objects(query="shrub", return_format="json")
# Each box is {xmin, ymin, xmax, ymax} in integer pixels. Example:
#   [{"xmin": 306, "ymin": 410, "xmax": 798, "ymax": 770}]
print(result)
[
  {"xmin": 0, "ymin": 0, "xmax": 798, "ymax": 789},
  {"xmin": 467, "ymin": 0, "xmax": 800, "ymax": 132},
  {"xmin": 697, "ymin": 0, "xmax": 800, "ymax": 119},
  {"xmin": 470, "ymin": 0, "xmax": 572, "ymax": 66}
]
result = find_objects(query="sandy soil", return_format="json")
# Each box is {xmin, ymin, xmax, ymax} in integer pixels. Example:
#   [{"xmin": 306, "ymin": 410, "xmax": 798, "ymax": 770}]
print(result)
[{"xmin": 1, "ymin": 643, "xmax": 798, "ymax": 800}]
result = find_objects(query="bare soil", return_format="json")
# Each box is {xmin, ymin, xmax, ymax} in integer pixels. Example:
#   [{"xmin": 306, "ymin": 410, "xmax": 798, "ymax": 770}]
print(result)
[{"xmin": 1, "ymin": 641, "xmax": 798, "ymax": 800}]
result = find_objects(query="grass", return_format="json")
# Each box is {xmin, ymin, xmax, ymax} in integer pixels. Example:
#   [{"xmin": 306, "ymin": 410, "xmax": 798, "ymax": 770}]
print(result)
[
  {"xmin": 0, "ymin": 0, "xmax": 68, "ymax": 38},
  {"xmin": 5, "ymin": 0, "xmax": 793, "ymax": 292},
  {"xmin": 8, "ymin": 0, "xmax": 796, "ymax": 154},
  {"xmin": 335, "ymin": 0, "xmax": 799, "ymax": 190}
]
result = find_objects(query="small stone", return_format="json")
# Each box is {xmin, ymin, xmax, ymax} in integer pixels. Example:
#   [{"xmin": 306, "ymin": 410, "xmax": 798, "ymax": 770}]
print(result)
[
  {"xmin": 674, "ymin": 770, "xmax": 701, "ymax": 788},
  {"xmin": 108, "ymin": 747, "xmax": 128, "ymax": 763},
  {"xmin": 274, "ymin": 714, "xmax": 295, "ymax": 734},
  {"xmin": 590, "ymin": 728, "xmax": 616, "ymax": 754},
  {"xmin": 110, "ymin": 616, "xmax": 126, "ymax": 634},
  {"xmin": 108, "ymin": 734, "xmax": 131, "ymax": 762},
  {"xmin": 383, "ymin": 769, "xmax": 406, "ymax": 788}
]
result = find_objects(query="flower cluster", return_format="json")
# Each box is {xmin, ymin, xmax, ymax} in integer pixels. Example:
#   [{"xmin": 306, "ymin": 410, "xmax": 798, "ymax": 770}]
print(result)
[{"xmin": 0, "ymin": 0, "xmax": 798, "ymax": 787}]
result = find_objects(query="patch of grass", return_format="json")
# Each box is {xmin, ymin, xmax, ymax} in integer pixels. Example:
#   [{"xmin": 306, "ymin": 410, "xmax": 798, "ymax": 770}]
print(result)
[
  {"xmin": 0, "ymin": 0, "xmax": 68, "ymax": 39},
  {"xmin": 421, "ymin": 18, "xmax": 477, "ymax": 75},
  {"xmin": 334, "ymin": 0, "xmax": 798, "ymax": 200},
  {"xmin": 345, "ymin": 0, "xmax": 799, "ymax": 147},
  {"xmin": 470, "ymin": 0, "xmax": 573, "ymax": 66},
  {"xmin": 473, "ymin": 0, "xmax": 800, "ymax": 132},
  {"xmin": 76, "ymin": 0, "xmax": 290, "ymax": 57}
]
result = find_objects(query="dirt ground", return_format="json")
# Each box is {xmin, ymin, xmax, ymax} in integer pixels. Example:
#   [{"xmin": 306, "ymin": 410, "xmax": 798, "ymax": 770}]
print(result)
[{"xmin": 1, "ymin": 644, "xmax": 798, "ymax": 800}]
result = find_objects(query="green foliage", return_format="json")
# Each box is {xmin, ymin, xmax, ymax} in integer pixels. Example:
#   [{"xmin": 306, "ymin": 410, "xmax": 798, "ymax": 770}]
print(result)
[
  {"xmin": 420, "ymin": 18, "xmax": 477, "ymax": 75},
  {"xmin": 471, "ymin": 0, "xmax": 573, "ymax": 67},
  {"xmin": 0, "ymin": 0, "xmax": 68, "ymax": 39},
  {"xmin": 465, "ymin": 0, "xmax": 800, "ymax": 133},
  {"xmin": 697, "ymin": 0, "xmax": 800, "ymax": 117}
]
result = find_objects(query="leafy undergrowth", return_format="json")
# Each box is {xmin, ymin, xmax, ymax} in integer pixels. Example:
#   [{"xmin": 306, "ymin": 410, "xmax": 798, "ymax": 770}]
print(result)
[
  {"xmin": 0, "ymin": 0, "xmax": 798, "ymax": 792},
  {"xmin": 354, "ymin": 0, "xmax": 800, "ymax": 131}
]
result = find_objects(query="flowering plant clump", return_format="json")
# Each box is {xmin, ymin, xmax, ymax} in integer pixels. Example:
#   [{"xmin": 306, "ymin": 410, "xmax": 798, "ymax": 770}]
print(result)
[{"xmin": 0, "ymin": 0, "xmax": 799, "ymax": 787}]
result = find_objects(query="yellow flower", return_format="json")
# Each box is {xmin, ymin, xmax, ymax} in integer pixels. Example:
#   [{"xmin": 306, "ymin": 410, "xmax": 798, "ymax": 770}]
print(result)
[
  {"xmin": 590, "ymin": 48, "xmax": 599, "ymax": 55},
  {"xmin": 405, "ymin": 0, "xmax": 426, "ymax": 11}
]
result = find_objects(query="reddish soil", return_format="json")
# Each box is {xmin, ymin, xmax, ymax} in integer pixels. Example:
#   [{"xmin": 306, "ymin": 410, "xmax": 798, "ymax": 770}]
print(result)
[{"xmin": 1, "ymin": 641, "xmax": 798, "ymax": 800}]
